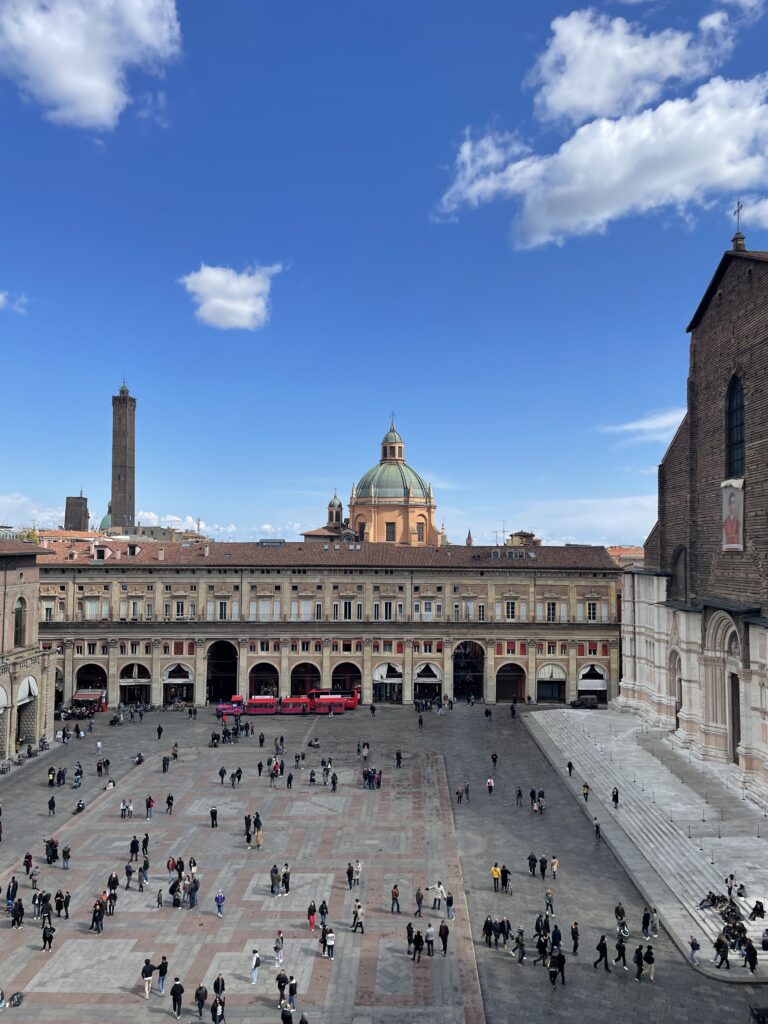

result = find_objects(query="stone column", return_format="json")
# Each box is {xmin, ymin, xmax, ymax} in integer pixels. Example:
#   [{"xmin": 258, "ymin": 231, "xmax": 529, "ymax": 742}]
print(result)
[
  {"xmin": 237, "ymin": 638, "xmax": 248, "ymax": 696},
  {"xmin": 609, "ymin": 639, "xmax": 619, "ymax": 701},
  {"xmin": 362, "ymin": 638, "xmax": 373, "ymax": 704},
  {"xmin": 63, "ymin": 639, "xmax": 75, "ymax": 705},
  {"xmin": 568, "ymin": 640, "xmax": 579, "ymax": 703},
  {"xmin": 528, "ymin": 640, "xmax": 538, "ymax": 702},
  {"xmin": 194, "ymin": 639, "xmax": 206, "ymax": 706},
  {"xmin": 151, "ymin": 639, "xmax": 162, "ymax": 706},
  {"xmin": 484, "ymin": 640, "xmax": 496, "ymax": 703},
  {"xmin": 279, "ymin": 639, "xmax": 290, "ymax": 699},
  {"xmin": 442, "ymin": 640, "xmax": 454, "ymax": 701},
  {"xmin": 403, "ymin": 639, "xmax": 414, "ymax": 704},
  {"xmin": 321, "ymin": 638, "xmax": 332, "ymax": 689},
  {"xmin": 107, "ymin": 638, "xmax": 118, "ymax": 708}
]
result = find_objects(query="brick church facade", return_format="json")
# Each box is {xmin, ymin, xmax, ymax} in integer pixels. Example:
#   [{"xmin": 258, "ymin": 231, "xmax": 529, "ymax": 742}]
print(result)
[{"xmin": 619, "ymin": 233, "xmax": 768, "ymax": 804}]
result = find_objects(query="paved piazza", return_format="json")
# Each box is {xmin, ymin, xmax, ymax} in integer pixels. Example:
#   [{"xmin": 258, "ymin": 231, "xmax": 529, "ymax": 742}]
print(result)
[{"xmin": 0, "ymin": 706, "xmax": 764, "ymax": 1023}]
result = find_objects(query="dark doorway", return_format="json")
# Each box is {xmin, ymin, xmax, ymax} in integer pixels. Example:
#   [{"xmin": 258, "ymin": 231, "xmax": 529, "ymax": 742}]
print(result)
[
  {"xmin": 414, "ymin": 663, "xmax": 442, "ymax": 701},
  {"xmin": 332, "ymin": 662, "xmax": 362, "ymax": 692},
  {"xmin": 249, "ymin": 663, "xmax": 279, "ymax": 697},
  {"xmin": 54, "ymin": 668, "xmax": 64, "ymax": 709},
  {"xmin": 730, "ymin": 673, "xmax": 741, "ymax": 764},
  {"xmin": 75, "ymin": 664, "xmax": 107, "ymax": 690},
  {"xmin": 372, "ymin": 663, "xmax": 403, "ymax": 703},
  {"xmin": 453, "ymin": 641, "xmax": 484, "ymax": 701},
  {"xmin": 206, "ymin": 641, "xmax": 238, "ymax": 703},
  {"xmin": 164, "ymin": 664, "xmax": 193, "ymax": 704},
  {"xmin": 291, "ymin": 662, "xmax": 321, "ymax": 696},
  {"xmin": 577, "ymin": 665, "xmax": 608, "ymax": 705},
  {"xmin": 496, "ymin": 663, "xmax": 525, "ymax": 702}
]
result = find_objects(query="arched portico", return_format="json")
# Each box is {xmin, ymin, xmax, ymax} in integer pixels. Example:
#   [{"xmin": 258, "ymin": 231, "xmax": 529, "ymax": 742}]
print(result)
[
  {"xmin": 162, "ymin": 663, "xmax": 194, "ymax": 704},
  {"xmin": 291, "ymin": 662, "xmax": 321, "ymax": 696},
  {"xmin": 119, "ymin": 662, "xmax": 151, "ymax": 705},
  {"xmin": 496, "ymin": 662, "xmax": 526, "ymax": 702},
  {"xmin": 538, "ymin": 663, "xmax": 567, "ymax": 703},
  {"xmin": 372, "ymin": 662, "xmax": 402, "ymax": 703},
  {"xmin": 578, "ymin": 663, "xmax": 607, "ymax": 704},
  {"xmin": 414, "ymin": 661, "xmax": 442, "ymax": 701},
  {"xmin": 207, "ymin": 641, "xmax": 238, "ymax": 703},
  {"xmin": 249, "ymin": 662, "xmax": 279, "ymax": 697},
  {"xmin": 453, "ymin": 641, "xmax": 484, "ymax": 701}
]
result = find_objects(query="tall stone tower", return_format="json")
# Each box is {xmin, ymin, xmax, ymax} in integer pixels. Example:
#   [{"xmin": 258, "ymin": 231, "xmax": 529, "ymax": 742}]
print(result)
[{"xmin": 111, "ymin": 384, "xmax": 136, "ymax": 531}]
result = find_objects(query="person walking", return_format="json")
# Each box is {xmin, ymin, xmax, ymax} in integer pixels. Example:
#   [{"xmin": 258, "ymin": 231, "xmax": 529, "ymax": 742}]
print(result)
[
  {"xmin": 516, "ymin": 786, "xmax": 523, "ymax": 807},
  {"xmin": 415, "ymin": 887, "xmax": 424, "ymax": 917},
  {"xmin": 194, "ymin": 982, "xmax": 208, "ymax": 1019},
  {"xmin": 614, "ymin": 934, "xmax": 628, "ymax": 970},
  {"xmin": 288, "ymin": 976, "xmax": 298, "ymax": 1010},
  {"xmin": 212, "ymin": 974, "xmax": 226, "ymax": 1006},
  {"xmin": 428, "ymin": 881, "xmax": 446, "ymax": 910},
  {"xmin": 391, "ymin": 884, "xmax": 400, "ymax": 913},
  {"xmin": 539, "ymin": 856, "xmax": 547, "ymax": 880},
  {"xmin": 307, "ymin": 900, "xmax": 316, "ymax": 931},
  {"xmin": 157, "ymin": 955, "xmax": 169, "ymax": 994},
  {"xmin": 353, "ymin": 859, "xmax": 362, "ymax": 886},
  {"xmin": 210, "ymin": 995, "xmax": 225, "ymax": 1022},
  {"xmin": 319, "ymin": 899, "xmax": 328, "ymax": 927},
  {"xmin": 446, "ymin": 890, "xmax": 455, "ymax": 919},
  {"xmin": 548, "ymin": 952, "xmax": 560, "ymax": 989},
  {"xmin": 594, "ymin": 818, "xmax": 601, "ymax": 842},
  {"xmin": 633, "ymin": 944, "xmax": 645, "ymax": 981},
  {"xmin": 250, "ymin": 949, "xmax": 260, "ymax": 985},
  {"xmin": 210, "ymin": 806, "xmax": 218, "ymax": 828},
  {"xmin": 42, "ymin": 922, "xmax": 56, "ymax": 951},
  {"xmin": 353, "ymin": 905, "xmax": 365, "ymax": 933},
  {"xmin": 424, "ymin": 923, "xmax": 435, "ymax": 956},
  {"xmin": 214, "ymin": 890, "xmax": 225, "ymax": 917},
  {"xmin": 48, "ymin": 795, "xmax": 56, "ymax": 817},
  {"xmin": 611, "ymin": 786, "xmax": 619, "ymax": 809},
  {"xmin": 276, "ymin": 969, "xmax": 288, "ymax": 1007},
  {"xmin": 688, "ymin": 936, "xmax": 701, "ymax": 966},
  {"xmin": 567, "ymin": 760, "xmax": 574, "ymax": 777},
  {"xmin": 594, "ymin": 936, "xmax": 611, "ymax": 971},
  {"xmin": 641, "ymin": 907, "xmax": 651, "ymax": 939},
  {"xmin": 570, "ymin": 922, "xmax": 579, "ymax": 955},
  {"xmin": 550, "ymin": 855, "xmax": 559, "ymax": 880},
  {"xmin": 412, "ymin": 929, "xmax": 424, "ymax": 962},
  {"xmin": 170, "ymin": 978, "xmax": 184, "ymax": 1019},
  {"xmin": 650, "ymin": 907, "xmax": 659, "ymax": 937},
  {"xmin": 545, "ymin": 888, "xmax": 554, "ymax": 916},
  {"xmin": 326, "ymin": 926, "xmax": 335, "ymax": 960},
  {"xmin": 643, "ymin": 944, "xmax": 656, "ymax": 981},
  {"xmin": 491, "ymin": 863, "xmax": 501, "ymax": 892},
  {"xmin": 582, "ymin": 783, "xmax": 590, "ymax": 802},
  {"xmin": 157, "ymin": 725, "xmax": 163, "ymax": 741},
  {"xmin": 166, "ymin": 793, "xmax": 174, "ymax": 815},
  {"xmin": 487, "ymin": 776, "xmax": 494, "ymax": 795},
  {"xmin": 439, "ymin": 920, "xmax": 449, "ymax": 955},
  {"xmin": 527, "ymin": 852, "xmax": 537, "ymax": 876},
  {"xmin": 274, "ymin": 929, "xmax": 285, "ymax": 965},
  {"xmin": 464, "ymin": 780, "xmax": 470, "ymax": 802},
  {"xmin": 141, "ymin": 959, "xmax": 156, "ymax": 999},
  {"xmin": 513, "ymin": 929, "xmax": 526, "ymax": 964}
]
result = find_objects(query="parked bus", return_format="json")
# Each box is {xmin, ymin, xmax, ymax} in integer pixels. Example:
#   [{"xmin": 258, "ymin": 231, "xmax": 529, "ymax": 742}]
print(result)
[
  {"xmin": 280, "ymin": 696, "xmax": 311, "ymax": 715},
  {"xmin": 306, "ymin": 688, "xmax": 359, "ymax": 710},
  {"xmin": 245, "ymin": 696, "xmax": 278, "ymax": 715},
  {"xmin": 309, "ymin": 694, "xmax": 346, "ymax": 715}
]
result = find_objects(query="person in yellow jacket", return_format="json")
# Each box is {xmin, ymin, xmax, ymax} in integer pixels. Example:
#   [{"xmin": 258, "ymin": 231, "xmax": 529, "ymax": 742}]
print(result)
[{"xmin": 491, "ymin": 863, "xmax": 501, "ymax": 892}]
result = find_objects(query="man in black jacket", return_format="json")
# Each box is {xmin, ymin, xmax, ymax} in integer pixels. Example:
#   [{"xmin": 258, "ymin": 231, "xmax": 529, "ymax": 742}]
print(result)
[
  {"xmin": 593, "ymin": 935, "xmax": 611, "ymax": 971},
  {"xmin": 170, "ymin": 977, "xmax": 184, "ymax": 1019}
]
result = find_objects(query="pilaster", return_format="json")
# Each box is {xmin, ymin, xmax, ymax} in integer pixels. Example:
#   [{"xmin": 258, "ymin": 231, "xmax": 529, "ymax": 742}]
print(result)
[
  {"xmin": 403, "ymin": 639, "xmax": 414, "ymax": 704},
  {"xmin": 362, "ymin": 638, "xmax": 373, "ymax": 704},
  {"xmin": 484, "ymin": 640, "xmax": 496, "ymax": 704}
]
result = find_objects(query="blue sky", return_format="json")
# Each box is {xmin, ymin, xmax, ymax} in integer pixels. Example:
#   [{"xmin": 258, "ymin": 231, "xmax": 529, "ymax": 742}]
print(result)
[{"xmin": 2, "ymin": 0, "xmax": 767, "ymax": 545}]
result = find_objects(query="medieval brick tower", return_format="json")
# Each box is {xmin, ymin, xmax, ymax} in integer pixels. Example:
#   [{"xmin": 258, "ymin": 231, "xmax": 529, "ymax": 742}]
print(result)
[{"xmin": 110, "ymin": 384, "xmax": 136, "ymax": 531}]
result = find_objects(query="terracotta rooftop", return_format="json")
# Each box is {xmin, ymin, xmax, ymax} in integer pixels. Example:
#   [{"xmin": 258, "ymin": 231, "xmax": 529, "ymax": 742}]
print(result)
[
  {"xmin": 38, "ymin": 538, "xmax": 617, "ymax": 572},
  {"xmin": 607, "ymin": 546, "xmax": 644, "ymax": 558},
  {"xmin": 0, "ymin": 540, "xmax": 52, "ymax": 558}
]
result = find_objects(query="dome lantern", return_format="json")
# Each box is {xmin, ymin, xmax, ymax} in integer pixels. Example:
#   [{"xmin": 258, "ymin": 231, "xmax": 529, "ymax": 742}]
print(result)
[{"xmin": 381, "ymin": 419, "xmax": 404, "ymax": 463}]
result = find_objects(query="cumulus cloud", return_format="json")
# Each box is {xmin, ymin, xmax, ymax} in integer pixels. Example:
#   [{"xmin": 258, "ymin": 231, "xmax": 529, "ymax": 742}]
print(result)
[
  {"xmin": 529, "ymin": 8, "xmax": 735, "ymax": 125},
  {"xmin": 178, "ymin": 263, "xmax": 283, "ymax": 331},
  {"xmin": 0, "ymin": 492, "xmax": 65, "ymax": 529},
  {"xmin": 0, "ymin": 0, "xmax": 181, "ymax": 130},
  {"xmin": 439, "ymin": 76, "xmax": 768, "ymax": 247},
  {"xmin": 602, "ymin": 408, "xmax": 686, "ymax": 444}
]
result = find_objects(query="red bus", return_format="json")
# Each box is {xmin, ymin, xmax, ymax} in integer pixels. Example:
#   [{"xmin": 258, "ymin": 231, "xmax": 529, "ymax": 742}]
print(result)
[
  {"xmin": 215, "ymin": 694, "xmax": 244, "ymax": 718},
  {"xmin": 309, "ymin": 694, "xmax": 346, "ymax": 715},
  {"xmin": 306, "ymin": 688, "xmax": 359, "ymax": 710},
  {"xmin": 245, "ymin": 696, "xmax": 278, "ymax": 715},
  {"xmin": 281, "ymin": 696, "xmax": 311, "ymax": 715}
]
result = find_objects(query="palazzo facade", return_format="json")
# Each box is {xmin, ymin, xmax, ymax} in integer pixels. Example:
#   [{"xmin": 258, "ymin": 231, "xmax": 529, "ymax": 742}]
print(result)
[
  {"xmin": 38, "ymin": 536, "xmax": 619, "ymax": 707},
  {"xmin": 618, "ymin": 234, "xmax": 768, "ymax": 804}
]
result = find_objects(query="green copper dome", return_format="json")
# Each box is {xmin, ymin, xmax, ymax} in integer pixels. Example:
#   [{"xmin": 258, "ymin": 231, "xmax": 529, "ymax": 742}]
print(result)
[
  {"xmin": 329, "ymin": 494, "xmax": 342, "ymax": 508},
  {"xmin": 99, "ymin": 512, "xmax": 112, "ymax": 530},
  {"xmin": 382, "ymin": 426, "xmax": 403, "ymax": 445},
  {"xmin": 356, "ymin": 461, "xmax": 429, "ymax": 500}
]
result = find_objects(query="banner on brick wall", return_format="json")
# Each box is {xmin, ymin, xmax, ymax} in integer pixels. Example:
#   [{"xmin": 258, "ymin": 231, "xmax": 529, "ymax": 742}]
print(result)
[{"xmin": 722, "ymin": 479, "xmax": 744, "ymax": 552}]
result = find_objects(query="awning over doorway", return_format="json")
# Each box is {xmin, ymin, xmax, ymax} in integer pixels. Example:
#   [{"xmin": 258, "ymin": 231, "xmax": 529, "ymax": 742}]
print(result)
[
  {"xmin": 17, "ymin": 676, "xmax": 39, "ymax": 704},
  {"xmin": 74, "ymin": 689, "xmax": 104, "ymax": 701}
]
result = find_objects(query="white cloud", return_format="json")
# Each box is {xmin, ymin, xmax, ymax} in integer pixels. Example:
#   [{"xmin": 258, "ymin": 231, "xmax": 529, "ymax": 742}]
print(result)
[
  {"xmin": 602, "ymin": 408, "xmax": 686, "ymax": 444},
  {"xmin": 0, "ymin": 0, "xmax": 181, "ymax": 130},
  {"xmin": 529, "ymin": 8, "xmax": 735, "ymax": 125},
  {"xmin": 0, "ymin": 492, "xmax": 64, "ymax": 529},
  {"xmin": 439, "ymin": 76, "xmax": 768, "ymax": 247},
  {"xmin": 0, "ymin": 291, "xmax": 27, "ymax": 313},
  {"xmin": 178, "ymin": 263, "xmax": 283, "ymax": 331}
]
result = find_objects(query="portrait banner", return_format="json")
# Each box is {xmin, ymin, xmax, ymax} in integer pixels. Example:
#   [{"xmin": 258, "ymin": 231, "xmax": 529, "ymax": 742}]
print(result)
[{"xmin": 722, "ymin": 480, "xmax": 744, "ymax": 552}]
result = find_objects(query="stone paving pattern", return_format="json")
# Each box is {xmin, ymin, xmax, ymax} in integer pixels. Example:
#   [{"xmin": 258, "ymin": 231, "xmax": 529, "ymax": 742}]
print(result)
[{"xmin": 0, "ymin": 705, "xmax": 764, "ymax": 1022}]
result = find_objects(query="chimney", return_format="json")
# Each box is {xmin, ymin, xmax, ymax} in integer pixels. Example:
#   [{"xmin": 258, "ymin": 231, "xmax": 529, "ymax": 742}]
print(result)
[
  {"xmin": 204, "ymin": 544, "xmax": 210, "ymax": 557},
  {"xmin": 732, "ymin": 232, "xmax": 746, "ymax": 252},
  {"xmin": 158, "ymin": 547, "xmax": 165, "ymax": 561},
  {"xmin": 115, "ymin": 548, "xmax": 121, "ymax": 560}
]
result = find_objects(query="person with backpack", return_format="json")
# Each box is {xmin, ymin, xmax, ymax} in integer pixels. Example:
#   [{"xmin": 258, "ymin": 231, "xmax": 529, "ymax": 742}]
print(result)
[
  {"xmin": 643, "ymin": 944, "xmax": 655, "ymax": 981},
  {"xmin": 593, "ymin": 935, "xmax": 610, "ymax": 971}
]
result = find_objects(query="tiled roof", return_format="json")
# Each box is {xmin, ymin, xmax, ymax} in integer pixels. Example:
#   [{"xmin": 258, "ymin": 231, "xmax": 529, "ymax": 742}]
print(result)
[
  {"xmin": 0, "ymin": 540, "xmax": 51, "ymax": 558},
  {"xmin": 38, "ymin": 538, "xmax": 617, "ymax": 572},
  {"xmin": 607, "ymin": 546, "xmax": 644, "ymax": 558}
]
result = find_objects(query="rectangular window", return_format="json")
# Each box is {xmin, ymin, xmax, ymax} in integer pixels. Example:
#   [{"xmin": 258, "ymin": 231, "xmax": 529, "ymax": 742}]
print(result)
[
  {"xmin": 232, "ymin": 601, "xmax": 239, "ymax": 620},
  {"xmin": 290, "ymin": 600, "xmax": 298, "ymax": 621},
  {"xmin": 385, "ymin": 522, "xmax": 396, "ymax": 542},
  {"xmin": 164, "ymin": 603, "xmax": 171, "ymax": 617},
  {"xmin": 547, "ymin": 641, "xmax": 556, "ymax": 655},
  {"xmin": 601, "ymin": 602, "xmax": 609, "ymax": 623},
  {"xmin": 397, "ymin": 602, "xmax": 404, "ymax": 619},
  {"xmin": 316, "ymin": 602, "xmax": 323, "ymax": 621},
  {"xmin": 536, "ymin": 602, "xmax": 544, "ymax": 621},
  {"xmin": 44, "ymin": 605, "xmax": 53, "ymax": 622},
  {"xmin": 520, "ymin": 642, "xmax": 527, "ymax": 656},
  {"xmin": 413, "ymin": 602, "xmax": 420, "ymax": 620},
  {"xmin": 174, "ymin": 641, "xmax": 184, "ymax": 656},
  {"xmin": 495, "ymin": 601, "xmax": 502, "ymax": 621},
  {"xmin": 520, "ymin": 601, "xmax": 528, "ymax": 621},
  {"xmin": 356, "ymin": 602, "xmax": 363, "ymax": 621},
  {"xmin": 417, "ymin": 522, "xmax": 424, "ymax": 543},
  {"xmin": 496, "ymin": 642, "xmax": 503, "ymax": 656},
  {"xmin": 424, "ymin": 641, "xmax": 432, "ymax": 654},
  {"xmin": 130, "ymin": 641, "xmax": 139, "ymax": 655},
  {"xmin": 601, "ymin": 642, "xmax": 609, "ymax": 657},
  {"xmin": 465, "ymin": 600, "xmax": 474, "ymax": 621},
  {"xmin": 588, "ymin": 641, "xmax": 598, "ymax": 656},
  {"xmin": 577, "ymin": 642, "xmax": 585, "ymax": 656},
  {"xmin": 561, "ymin": 642, "xmax": 568, "ymax": 656},
  {"xmin": 546, "ymin": 601, "xmax": 557, "ymax": 623},
  {"xmin": 343, "ymin": 600, "xmax": 352, "ymax": 621},
  {"xmin": 176, "ymin": 600, "xmax": 184, "ymax": 618},
  {"xmin": 560, "ymin": 602, "xmax": 568, "ymax": 622},
  {"xmin": 577, "ymin": 602, "xmax": 584, "ymax": 622},
  {"xmin": 506, "ymin": 641, "xmax": 515, "ymax": 655},
  {"xmin": 383, "ymin": 640, "xmax": 392, "ymax": 653},
  {"xmin": 587, "ymin": 601, "xmax": 597, "ymax": 622},
  {"xmin": 218, "ymin": 601, "xmax": 228, "ymax": 621},
  {"xmin": 206, "ymin": 601, "xmax": 214, "ymax": 621},
  {"xmin": 384, "ymin": 600, "xmax": 392, "ymax": 621},
  {"xmin": 373, "ymin": 602, "xmax": 380, "ymax": 621},
  {"xmin": 478, "ymin": 603, "xmax": 485, "ymax": 622},
  {"xmin": 249, "ymin": 600, "xmax": 257, "ymax": 621},
  {"xmin": 189, "ymin": 602, "xmax": 196, "ymax": 618},
  {"xmin": 119, "ymin": 600, "xmax": 128, "ymax": 619},
  {"xmin": 505, "ymin": 600, "xmax": 516, "ymax": 621},
  {"xmin": 87, "ymin": 642, "xmax": 96, "ymax": 655},
  {"xmin": 332, "ymin": 602, "xmax": 339, "ymax": 621},
  {"xmin": 423, "ymin": 600, "xmax": 432, "ymax": 623},
  {"xmin": 301, "ymin": 599, "xmax": 311, "ymax": 622},
  {"xmin": 301, "ymin": 640, "xmax": 310, "ymax": 653},
  {"xmin": 84, "ymin": 598, "xmax": 99, "ymax": 620},
  {"xmin": 260, "ymin": 640, "xmax": 269, "ymax": 653},
  {"xmin": 453, "ymin": 603, "xmax": 460, "ymax": 622},
  {"xmin": 145, "ymin": 602, "xmax": 153, "ymax": 619}
]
